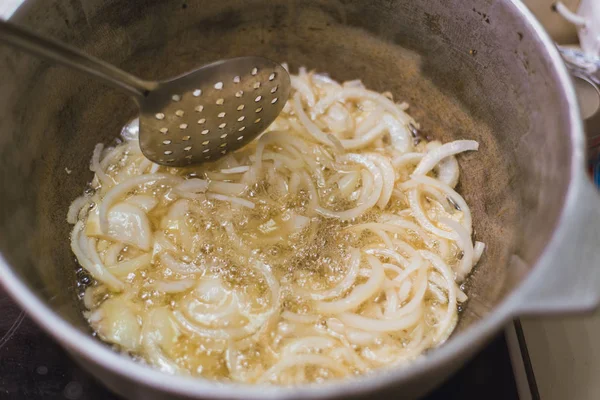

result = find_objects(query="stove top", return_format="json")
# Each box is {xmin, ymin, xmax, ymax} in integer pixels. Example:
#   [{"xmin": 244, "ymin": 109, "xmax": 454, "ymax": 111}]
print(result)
[{"xmin": 0, "ymin": 287, "xmax": 520, "ymax": 399}]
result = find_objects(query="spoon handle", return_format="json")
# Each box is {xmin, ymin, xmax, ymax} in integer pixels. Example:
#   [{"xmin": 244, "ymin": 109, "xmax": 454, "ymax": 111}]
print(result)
[{"xmin": 0, "ymin": 20, "xmax": 155, "ymax": 98}]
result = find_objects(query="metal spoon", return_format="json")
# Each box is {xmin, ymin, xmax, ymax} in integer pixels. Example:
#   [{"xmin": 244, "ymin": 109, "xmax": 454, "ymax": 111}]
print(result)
[{"xmin": 0, "ymin": 20, "xmax": 291, "ymax": 167}]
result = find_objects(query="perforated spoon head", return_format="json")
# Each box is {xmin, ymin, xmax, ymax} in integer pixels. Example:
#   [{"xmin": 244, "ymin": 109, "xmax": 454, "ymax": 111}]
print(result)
[{"xmin": 140, "ymin": 57, "xmax": 290, "ymax": 167}]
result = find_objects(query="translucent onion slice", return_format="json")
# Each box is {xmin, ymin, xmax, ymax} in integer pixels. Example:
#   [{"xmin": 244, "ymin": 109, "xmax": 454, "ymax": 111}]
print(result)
[
  {"xmin": 316, "ymin": 255, "xmax": 385, "ymax": 314},
  {"xmin": 98, "ymin": 173, "xmax": 183, "ymax": 234},
  {"xmin": 108, "ymin": 253, "xmax": 151, "ymax": 277},
  {"xmin": 87, "ymin": 203, "xmax": 153, "ymax": 251},
  {"xmin": 338, "ymin": 307, "xmax": 422, "ymax": 332},
  {"xmin": 412, "ymin": 140, "xmax": 479, "ymax": 177},
  {"xmin": 316, "ymin": 154, "xmax": 383, "ymax": 220},
  {"xmin": 400, "ymin": 175, "xmax": 472, "ymax": 235},
  {"xmin": 70, "ymin": 221, "xmax": 123, "ymax": 291},
  {"xmin": 258, "ymin": 354, "xmax": 349, "ymax": 384},
  {"xmin": 90, "ymin": 296, "xmax": 140, "ymax": 350},
  {"xmin": 418, "ymin": 251, "xmax": 458, "ymax": 343},
  {"xmin": 142, "ymin": 307, "xmax": 185, "ymax": 375},
  {"xmin": 300, "ymin": 248, "xmax": 361, "ymax": 301},
  {"xmin": 439, "ymin": 217, "xmax": 474, "ymax": 281}
]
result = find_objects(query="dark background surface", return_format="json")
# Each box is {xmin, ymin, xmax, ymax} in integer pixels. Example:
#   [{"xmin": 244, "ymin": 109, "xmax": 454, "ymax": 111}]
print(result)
[{"xmin": 0, "ymin": 288, "xmax": 520, "ymax": 400}]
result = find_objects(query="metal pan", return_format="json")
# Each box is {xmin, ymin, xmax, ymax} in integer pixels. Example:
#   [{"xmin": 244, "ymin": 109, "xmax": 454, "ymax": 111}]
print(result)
[{"xmin": 1, "ymin": 0, "xmax": 599, "ymax": 399}]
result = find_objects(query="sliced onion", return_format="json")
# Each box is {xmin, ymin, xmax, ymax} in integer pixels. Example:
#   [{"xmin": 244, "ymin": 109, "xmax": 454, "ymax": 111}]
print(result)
[
  {"xmin": 293, "ymin": 92, "xmax": 334, "ymax": 145},
  {"xmin": 206, "ymin": 193, "xmax": 255, "ymax": 209},
  {"xmin": 87, "ymin": 203, "xmax": 153, "ymax": 251},
  {"xmin": 153, "ymin": 279, "xmax": 196, "ymax": 293},
  {"xmin": 407, "ymin": 189, "xmax": 457, "ymax": 241},
  {"xmin": 282, "ymin": 311, "xmax": 321, "ymax": 324},
  {"xmin": 70, "ymin": 221, "xmax": 123, "ymax": 291},
  {"xmin": 90, "ymin": 143, "xmax": 113, "ymax": 187},
  {"xmin": 221, "ymin": 166, "xmax": 250, "ymax": 174},
  {"xmin": 67, "ymin": 194, "xmax": 91, "ymax": 224},
  {"xmin": 400, "ymin": 175, "xmax": 472, "ymax": 235},
  {"xmin": 419, "ymin": 250, "xmax": 457, "ymax": 342},
  {"xmin": 473, "ymin": 241, "xmax": 486, "ymax": 265},
  {"xmin": 175, "ymin": 178, "xmax": 208, "ymax": 193},
  {"xmin": 208, "ymin": 181, "xmax": 247, "ymax": 196},
  {"xmin": 385, "ymin": 114, "xmax": 412, "ymax": 153},
  {"xmin": 282, "ymin": 336, "xmax": 337, "ymax": 356},
  {"xmin": 316, "ymin": 255, "xmax": 384, "ymax": 314},
  {"xmin": 436, "ymin": 155, "xmax": 460, "ymax": 188},
  {"xmin": 339, "ymin": 122, "xmax": 388, "ymax": 150},
  {"xmin": 125, "ymin": 195, "xmax": 159, "ymax": 212},
  {"xmin": 69, "ymin": 69, "xmax": 482, "ymax": 380},
  {"xmin": 258, "ymin": 354, "xmax": 349, "ymax": 383},
  {"xmin": 338, "ymin": 307, "xmax": 422, "ymax": 332},
  {"xmin": 314, "ymin": 87, "xmax": 414, "ymax": 125},
  {"xmin": 392, "ymin": 152, "xmax": 423, "ymax": 170},
  {"xmin": 98, "ymin": 173, "xmax": 183, "ymax": 234},
  {"xmin": 301, "ymin": 248, "xmax": 361, "ymax": 301},
  {"xmin": 412, "ymin": 140, "xmax": 479, "ymax": 177},
  {"xmin": 108, "ymin": 253, "xmax": 151, "ymax": 277},
  {"xmin": 159, "ymin": 253, "xmax": 203, "ymax": 274},
  {"xmin": 91, "ymin": 296, "xmax": 140, "ymax": 350},
  {"xmin": 142, "ymin": 307, "xmax": 185, "ymax": 375},
  {"xmin": 440, "ymin": 217, "xmax": 474, "ymax": 281},
  {"xmin": 316, "ymin": 154, "xmax": 382, "ymax": 220},
  {"xmin": 364, "ymin": 153, "xmax": 395, "ymax": 208},
  {"xmin": 355, "ymin": 106, "xmax": 384, "ymax": 135},
  {"xmin": 291, "ymin": 75, "xmax": 316, "ymax": 107}
]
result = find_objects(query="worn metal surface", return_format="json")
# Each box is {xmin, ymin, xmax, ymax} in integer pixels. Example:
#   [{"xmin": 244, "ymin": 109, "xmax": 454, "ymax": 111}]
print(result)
[{"xmin": 0, "ymin": 0, "xmax": 597, "ymax": 399}]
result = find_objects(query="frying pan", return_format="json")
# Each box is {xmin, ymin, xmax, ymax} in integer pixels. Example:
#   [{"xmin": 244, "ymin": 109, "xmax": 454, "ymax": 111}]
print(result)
[{"xmin": 1, "ymin": 0, "xmax": 600, "ymax": 399}]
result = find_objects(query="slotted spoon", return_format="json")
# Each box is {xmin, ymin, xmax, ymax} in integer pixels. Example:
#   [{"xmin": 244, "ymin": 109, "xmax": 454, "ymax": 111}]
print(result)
[{"xmin": 0, "ymin": 20, "xmax": 291, "ymax": 167}]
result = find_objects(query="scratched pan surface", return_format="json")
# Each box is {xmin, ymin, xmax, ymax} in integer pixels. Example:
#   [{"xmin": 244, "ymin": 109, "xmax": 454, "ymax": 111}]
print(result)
[{"xmin": 0, "ymin": 1, "xmax": 593, "ymax": 399}]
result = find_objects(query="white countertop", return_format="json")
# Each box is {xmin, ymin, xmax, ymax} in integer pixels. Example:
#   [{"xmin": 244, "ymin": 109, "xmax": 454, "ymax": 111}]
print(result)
[{"xmin": 519, "ymin": 313, "xmax": 600, "ymax": 400}]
